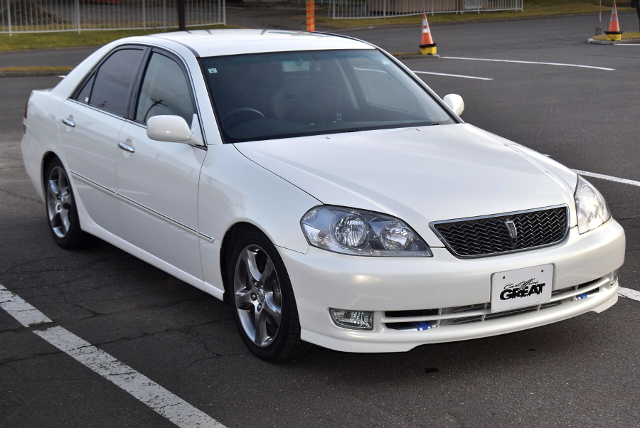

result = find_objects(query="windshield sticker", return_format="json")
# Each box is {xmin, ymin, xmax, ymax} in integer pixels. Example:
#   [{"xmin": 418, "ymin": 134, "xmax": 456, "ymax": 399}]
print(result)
[
  {"xmin": 381, "ymin": 59, "xmax": 391, "ymax": 65},
  {"xmin": 208, "ymin": 68, "xmax": 218, "ymax": 74}
]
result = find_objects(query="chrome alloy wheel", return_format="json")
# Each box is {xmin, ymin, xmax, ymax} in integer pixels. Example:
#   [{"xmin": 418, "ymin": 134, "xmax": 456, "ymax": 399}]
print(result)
[
  {"xmin": 233, "ymin": 244, "xmax": 283, "ymax": 347},
  {"xmin": 46, "ymin": 165, "xmax": 72, "ymax": 239}
]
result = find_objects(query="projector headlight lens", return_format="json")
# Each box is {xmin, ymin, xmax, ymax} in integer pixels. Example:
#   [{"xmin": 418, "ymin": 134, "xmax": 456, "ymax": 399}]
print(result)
[{"xmin": 301, "ymin": 206, "xmax": 431, "ymax": 257}]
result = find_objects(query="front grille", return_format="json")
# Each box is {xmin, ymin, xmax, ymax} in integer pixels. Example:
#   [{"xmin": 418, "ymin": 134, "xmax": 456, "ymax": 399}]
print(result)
[{"xmin": 431, "ymin": 206, "xmax": 568, "ymax": 258}]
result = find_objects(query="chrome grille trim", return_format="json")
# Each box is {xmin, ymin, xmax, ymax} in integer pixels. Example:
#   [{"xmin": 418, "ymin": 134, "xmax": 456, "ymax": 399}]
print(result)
[{"xmin": 429, "ymin": 204, "xmax": 569, "ymax": 259}]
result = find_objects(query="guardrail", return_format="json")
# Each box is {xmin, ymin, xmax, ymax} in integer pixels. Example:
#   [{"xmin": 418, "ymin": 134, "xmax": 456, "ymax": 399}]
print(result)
[
  {"xmin": 1, "ymin": 0, "xmax": 225, "ymax": 34},
  {"xmin": 329, "ymin": 0, "xmax": 523, "ymax": 19}
]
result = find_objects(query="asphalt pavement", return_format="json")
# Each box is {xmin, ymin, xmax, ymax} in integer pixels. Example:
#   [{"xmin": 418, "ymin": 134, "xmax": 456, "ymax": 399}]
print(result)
[{"xmin": 1, "ymin": 15, "xmax": 640, "ymax": 427}]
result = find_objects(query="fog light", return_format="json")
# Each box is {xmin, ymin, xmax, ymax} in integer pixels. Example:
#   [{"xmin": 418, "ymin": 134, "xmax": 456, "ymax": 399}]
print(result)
[{"xmin": 329, "ymin": 309, "xmax": 373, "ymax": 330}]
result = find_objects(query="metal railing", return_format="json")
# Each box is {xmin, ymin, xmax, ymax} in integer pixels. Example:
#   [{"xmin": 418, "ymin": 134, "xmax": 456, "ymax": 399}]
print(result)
[
  {"xmin": 1, "ymin": 0, "xmax": 225, "ymax": 34},
  {"xmin": 329, "ymin": 0, "xmax": 523, "ymax": 19}
]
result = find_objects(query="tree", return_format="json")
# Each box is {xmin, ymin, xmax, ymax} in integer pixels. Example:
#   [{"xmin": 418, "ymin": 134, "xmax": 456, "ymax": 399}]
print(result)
[{"xmin": 633, "ymin": 0, "xmax": 640, "ymax": 32}]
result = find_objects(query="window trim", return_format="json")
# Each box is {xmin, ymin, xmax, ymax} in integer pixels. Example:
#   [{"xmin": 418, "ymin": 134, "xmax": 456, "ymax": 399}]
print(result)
[
  {"xmin": 70, "ymin": 42, "xmax": 207, "ymax": 148},
  {"xmin": 129, "ymin": 48, "xmax": 198, "ymax": 127},
  {"xmin": 70, "ymin": 44, "xmax": 149, "ymax": 119}
]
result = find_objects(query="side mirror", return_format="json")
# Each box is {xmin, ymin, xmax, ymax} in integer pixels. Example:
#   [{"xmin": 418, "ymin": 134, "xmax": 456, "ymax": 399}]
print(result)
[
  {"xmin": 147, "ymin": 115, "xmax": 193, "ymax": 143},
  {"xmin": 443, "ymin": 94, "xmax": 464, "ymax": 116}
]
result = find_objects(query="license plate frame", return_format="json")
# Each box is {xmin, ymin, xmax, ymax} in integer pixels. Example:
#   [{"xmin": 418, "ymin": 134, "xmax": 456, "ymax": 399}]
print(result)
[{"xmin": 490, "ymin": 264, "xmax": 554, "ymax": 313}]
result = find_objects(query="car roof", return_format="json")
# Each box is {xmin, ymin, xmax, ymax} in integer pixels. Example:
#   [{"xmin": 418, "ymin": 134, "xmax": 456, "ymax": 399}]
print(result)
[{"xmin": 148, "ymin": 29, "xmax": 375, "ymax": 57}]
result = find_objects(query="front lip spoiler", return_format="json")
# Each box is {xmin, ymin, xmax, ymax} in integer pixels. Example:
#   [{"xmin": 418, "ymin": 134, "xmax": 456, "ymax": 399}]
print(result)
[{"xmin": 300, "ymin": 280, "xmax": 619, "ymax": 353}]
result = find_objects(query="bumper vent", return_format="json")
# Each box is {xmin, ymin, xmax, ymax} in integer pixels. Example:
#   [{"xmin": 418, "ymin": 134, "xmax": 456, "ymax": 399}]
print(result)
[{"xmin": 431, "ymin": 206, "xmax": 568, "ymax": 258}]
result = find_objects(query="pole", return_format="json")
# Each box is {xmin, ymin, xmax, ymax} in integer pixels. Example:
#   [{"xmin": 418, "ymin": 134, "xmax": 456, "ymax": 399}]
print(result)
[
  {"xmin": 596, "ymin": 0, "xmax": 603, "ymax": 35},
  {"xmin": 177, "ymin": 0, "xmax": 186, "ymax": 31},
  {"xmin": 76, "ymin": 0, "xmax": 81, "ymax": 33},
  {"xmin": 163, "ymin": 0, "xmax": 166, "ymax": 31},
  {"xmin": 6, "ymin": 0, "xmax": 11, "ymax": 36},
  {"xmin": 306, "ymin": 0, "xmax": 315, "ymax": 31},
  {"xmin": 223, "ymin": 0, "xmax": 226, "ymax": 26},
  {"xmin": 142, "ymin": 0, "xmax": 146, "ymax": 30}
]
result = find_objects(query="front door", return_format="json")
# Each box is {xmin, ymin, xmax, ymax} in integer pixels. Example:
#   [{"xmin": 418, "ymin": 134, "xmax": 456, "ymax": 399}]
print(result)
[{"xmin": 116, "ymin": 50, "xmax": 205, "ymax": 279}]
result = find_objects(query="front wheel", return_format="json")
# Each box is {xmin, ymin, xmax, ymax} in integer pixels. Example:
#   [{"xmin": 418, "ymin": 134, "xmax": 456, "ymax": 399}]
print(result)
[{"xmin": 228, "ymin": 230, "xmax": 313, "ymax": 360}]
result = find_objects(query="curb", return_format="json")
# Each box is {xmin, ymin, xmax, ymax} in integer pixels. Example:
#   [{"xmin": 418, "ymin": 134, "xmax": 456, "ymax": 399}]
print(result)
[
  {"xmin": 333, "ymin": 10, "xmax": 637, "ymax": 32},
  {"xmin": 0, "ymin": 70, "xmax": 68, "ymax": 77},
  {"xmin": 587, "ymin": 37, "xmax": 640, "ymax": 45},
  {"xmin": 0, "ymin": 45, "xmax": 99, "ymax": 55}
]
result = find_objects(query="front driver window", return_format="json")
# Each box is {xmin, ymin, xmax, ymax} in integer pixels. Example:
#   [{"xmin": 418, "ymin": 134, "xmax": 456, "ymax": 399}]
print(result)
[{"xmin": 136, "ymin": 53, "xmax": 195, "ymax": 127}]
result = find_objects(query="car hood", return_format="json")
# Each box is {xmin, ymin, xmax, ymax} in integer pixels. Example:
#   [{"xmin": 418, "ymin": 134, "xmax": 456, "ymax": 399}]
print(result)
[{"xmin": 234, "ymin": 124, "xmax": 578, "ymax": 247}]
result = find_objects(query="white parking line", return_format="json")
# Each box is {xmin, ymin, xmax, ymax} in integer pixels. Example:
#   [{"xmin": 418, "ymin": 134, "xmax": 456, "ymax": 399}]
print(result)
[
  {"xmin": 619, "ymin": 287, "xmax": 640, "ymax": 302},
  {"xmin": 616, "ymin": 44, "xmax": 640, "ymax": 46},
  {"xmin": 0, "ymin": 284, "xmax": 225, "ymax": 428},
  {"xmin": 441, "ymin": 56, "xmax": 616, "ymax": 71},
  {"xmin": 412, "ymin": 70, "xmax": 493, "ymax": 81},
  {"xmin": 573, "ymin": 170, "xmax": 640, "ymax": 187}
]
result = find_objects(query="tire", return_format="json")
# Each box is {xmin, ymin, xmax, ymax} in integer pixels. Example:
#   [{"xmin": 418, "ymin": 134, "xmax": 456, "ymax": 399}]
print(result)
[
  {"xmin": 228, "ymin": 230, "xmax": 314, "ymax": 361},
  {"xmin": 44, "ymin": 158, "xmax": 89, "ymax": 249}
]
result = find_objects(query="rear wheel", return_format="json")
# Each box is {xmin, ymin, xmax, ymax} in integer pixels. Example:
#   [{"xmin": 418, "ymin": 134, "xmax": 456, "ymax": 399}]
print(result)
[
  {"xmin": 44, "ymin": 158, "xmax": 88, "ymax": 249},
  {"xmin": 228, "ymin": 230, "xmax": 313, "ymax": 360}
]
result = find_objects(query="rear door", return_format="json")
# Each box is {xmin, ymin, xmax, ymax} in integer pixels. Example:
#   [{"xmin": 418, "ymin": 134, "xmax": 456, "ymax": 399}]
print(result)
[
  {"xmin": 59, "ymin": 46, "xmax": 146, "ymax": 235},
  {"xmin": 116, "ymin": 49, "xmax": 206, "ymax": 279}
]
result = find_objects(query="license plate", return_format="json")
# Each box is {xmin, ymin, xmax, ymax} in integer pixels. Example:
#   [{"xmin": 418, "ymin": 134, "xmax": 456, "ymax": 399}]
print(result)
[{"xmin": 491, "ymin": 264, "xmax": 553, "ymax": 313}]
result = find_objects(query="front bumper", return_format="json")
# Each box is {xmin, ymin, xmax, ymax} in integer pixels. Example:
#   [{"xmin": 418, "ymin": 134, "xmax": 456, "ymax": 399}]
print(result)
[{"xmin": 281, "ymin": 219, "xmax": 625, "ymax": 353}]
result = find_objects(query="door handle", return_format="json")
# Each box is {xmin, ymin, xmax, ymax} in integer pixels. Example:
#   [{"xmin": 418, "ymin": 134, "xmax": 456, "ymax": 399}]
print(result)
[
  {"xmin": 62, "ymin": 118, "xmax": 75, "ymax": 127},
  {"xmin": 118, "ymin": 141, "xmax": 135, "ymax": 154}
]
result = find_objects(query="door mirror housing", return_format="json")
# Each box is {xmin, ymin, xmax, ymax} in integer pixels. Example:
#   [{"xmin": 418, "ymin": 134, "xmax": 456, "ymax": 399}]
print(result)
[
  {"xmin": 443, "ymin": 94, "xmax": 464, "ymax": 116},
  {"xmin": 147, "ymin": 115, "xmax": 193, "ymax": 143}
]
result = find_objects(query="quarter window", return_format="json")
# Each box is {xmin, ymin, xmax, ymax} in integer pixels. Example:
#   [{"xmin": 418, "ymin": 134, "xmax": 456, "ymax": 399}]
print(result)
[
  {"xmin": 89, "ymin": 48, "xmax": 144, "ymax": 117},
  {"xmin": 75, "ymin": 73, "xmax": 95, "ymax": 104},
  {"xmin": 135, "ymin": 53, "xmax": 194, "ymax": 126}
]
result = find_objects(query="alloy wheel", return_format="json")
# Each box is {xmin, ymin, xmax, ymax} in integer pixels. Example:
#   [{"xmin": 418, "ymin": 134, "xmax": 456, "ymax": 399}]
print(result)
[
  {"xmin": 233, "ymin": 244, "xmax": 283, "ymax": 347},
  {"xmin": 46, "ymin": 165, "xmax": 73, "ymax": 239}
]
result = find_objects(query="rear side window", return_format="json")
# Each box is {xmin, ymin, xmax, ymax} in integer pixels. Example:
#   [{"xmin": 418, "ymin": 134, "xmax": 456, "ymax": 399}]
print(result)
[
  {"xmin": 135, "ymin": 52, "xmax": 194, "ymax": 126},
  {"xmin": 89, "ymin": 49, "xmax": 144, "ymax": 117}
]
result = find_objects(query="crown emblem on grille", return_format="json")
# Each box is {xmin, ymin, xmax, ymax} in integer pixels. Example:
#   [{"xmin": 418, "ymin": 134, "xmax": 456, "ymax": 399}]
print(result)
[{"xmin": 505, "ymin": 220, "xmax": 517, "ymax": 247}]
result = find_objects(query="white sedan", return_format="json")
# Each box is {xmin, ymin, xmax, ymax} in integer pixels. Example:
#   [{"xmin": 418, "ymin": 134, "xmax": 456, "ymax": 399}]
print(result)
[{"xmin": 21, "ymin": 30, "xmax": 625, "ymax": 360}]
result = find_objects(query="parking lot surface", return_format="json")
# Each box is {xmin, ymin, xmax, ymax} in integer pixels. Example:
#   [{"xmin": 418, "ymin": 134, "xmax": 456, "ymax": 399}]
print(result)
[{"xmin": 1, "ymin": 15, "xmax": 639, "ymax": 427}]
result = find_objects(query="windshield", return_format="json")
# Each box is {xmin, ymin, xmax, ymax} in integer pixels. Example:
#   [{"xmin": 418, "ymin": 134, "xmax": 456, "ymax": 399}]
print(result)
[{"xmin": 200, "ymin": 49, "xmax": 456, "ymax": 143}]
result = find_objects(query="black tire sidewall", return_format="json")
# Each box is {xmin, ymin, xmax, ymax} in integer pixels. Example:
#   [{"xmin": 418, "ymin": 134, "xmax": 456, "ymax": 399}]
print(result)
[
  {"xmin": 44, "ymin": 159, "xmax": 82, "ymax": 249},
  {"xmin": 227, "ymin": 230, "xmax": 295, "ymax": 360}
]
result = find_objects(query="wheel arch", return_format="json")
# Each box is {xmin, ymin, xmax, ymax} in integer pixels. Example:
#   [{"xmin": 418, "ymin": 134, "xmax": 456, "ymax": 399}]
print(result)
[
  {"xmin": 219, "ymin": 221, "xmax": 271, "ymax": 304},
  {"xmin": 41, "ymin": 151, "xmax": 61, "ymax": 195}
]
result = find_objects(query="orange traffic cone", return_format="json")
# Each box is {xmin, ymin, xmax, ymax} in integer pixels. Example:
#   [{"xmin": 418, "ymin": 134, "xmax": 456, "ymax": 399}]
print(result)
[
  {"xmin": 604, "ymin": 2, "xmax": 622, "ymax": 41},
  {"xmin": 419, "ymin": 14, "xmax": 437, "ymax": 55}
]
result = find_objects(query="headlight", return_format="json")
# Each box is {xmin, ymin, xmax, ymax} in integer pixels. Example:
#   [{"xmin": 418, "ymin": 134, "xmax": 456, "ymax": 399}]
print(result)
[
  {"xmin": 574, "ymin": 176, "xmax": 611, "ymax": 234},
  {"xmin": 300, "ymin": 206, "xmax": 432, "ymax": 256}
]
